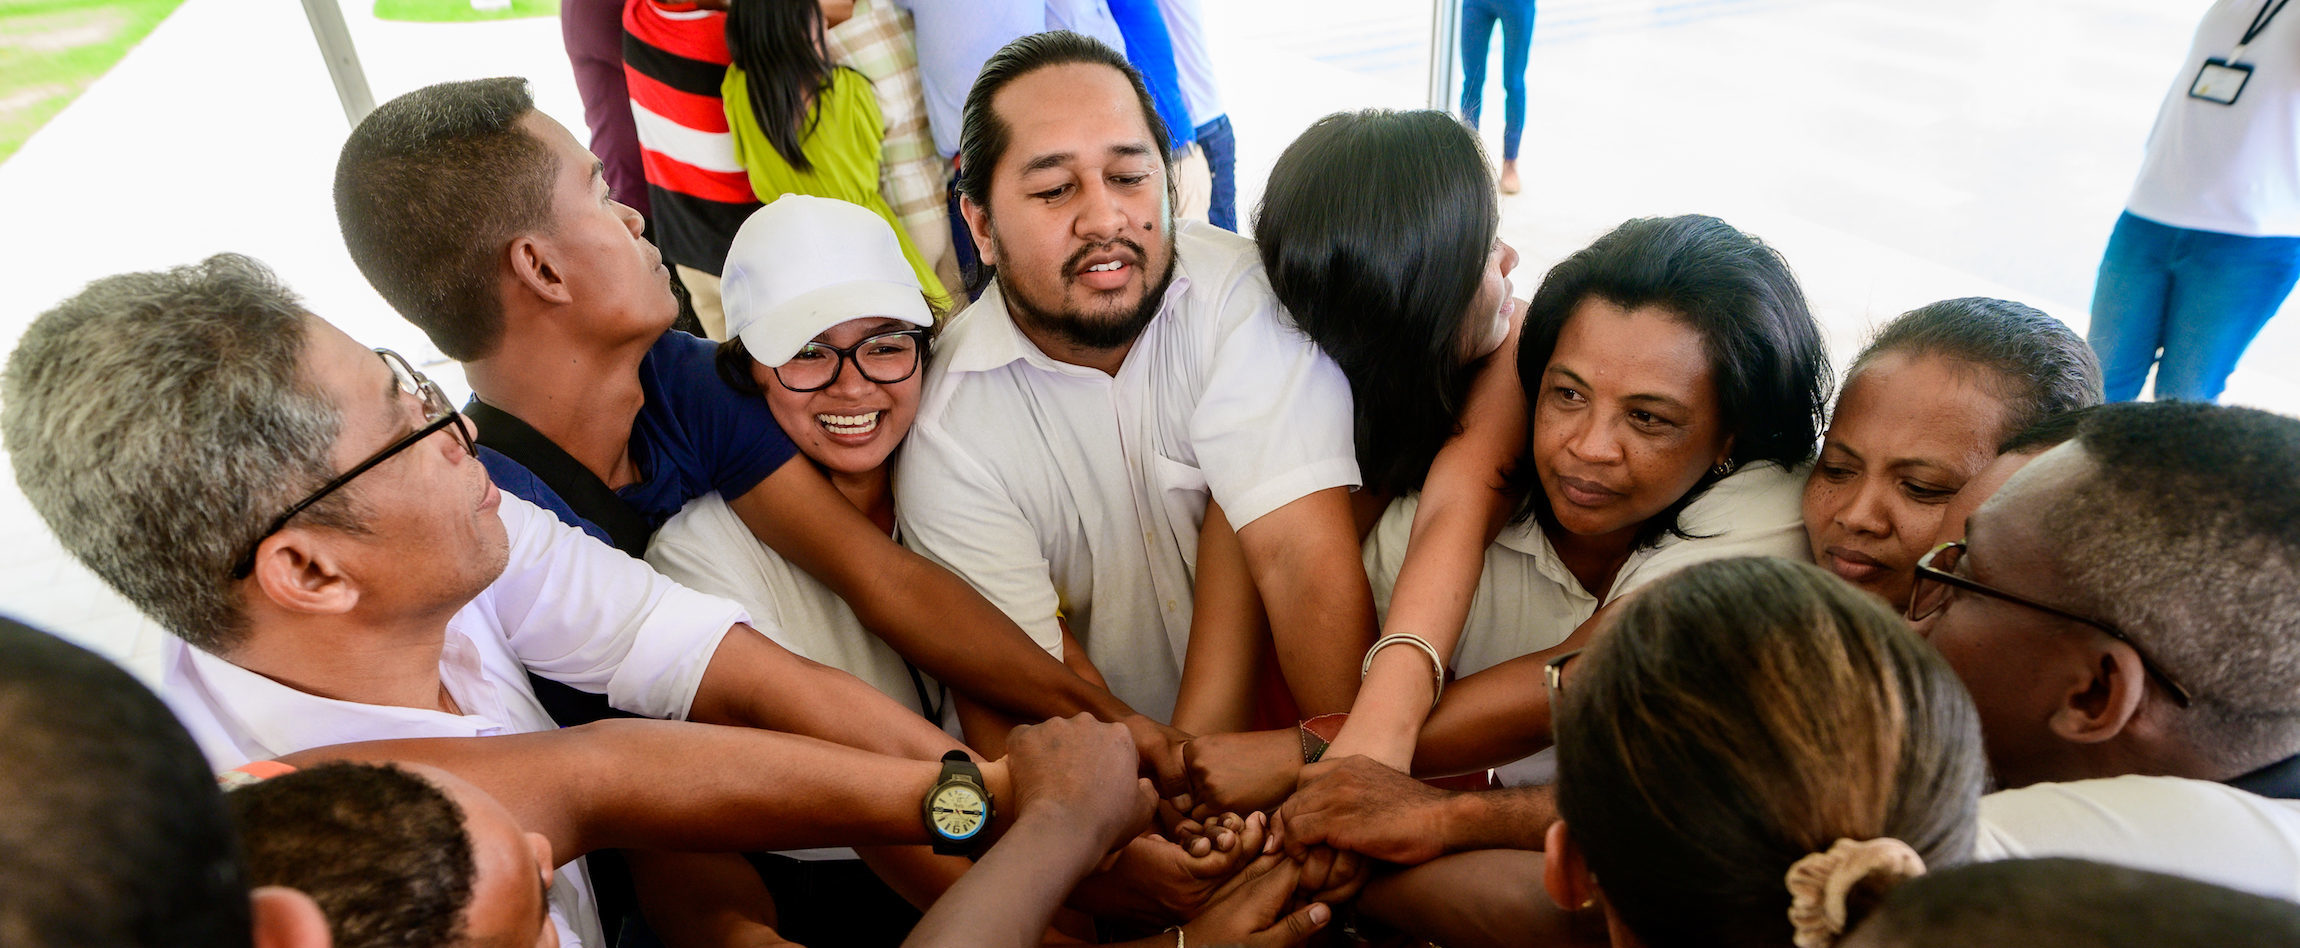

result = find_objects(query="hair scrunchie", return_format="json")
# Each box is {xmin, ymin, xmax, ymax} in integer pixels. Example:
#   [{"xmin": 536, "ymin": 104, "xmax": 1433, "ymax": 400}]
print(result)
[{"xmin": 1784, "ymin": 837, "xmax": 1927, "ymax": 948}]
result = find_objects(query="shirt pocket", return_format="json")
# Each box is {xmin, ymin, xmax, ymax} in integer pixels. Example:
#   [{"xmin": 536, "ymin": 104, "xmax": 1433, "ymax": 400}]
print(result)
[{"xmin": 1148, "ymin": 453, "xmax": 1210, "ymax": 571}]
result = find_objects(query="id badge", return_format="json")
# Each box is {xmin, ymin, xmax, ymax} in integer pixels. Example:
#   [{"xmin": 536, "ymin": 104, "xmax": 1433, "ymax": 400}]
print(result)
[{"xmin": 2191, "ymin": 58, "xmax": 2254, "ymax": 105}]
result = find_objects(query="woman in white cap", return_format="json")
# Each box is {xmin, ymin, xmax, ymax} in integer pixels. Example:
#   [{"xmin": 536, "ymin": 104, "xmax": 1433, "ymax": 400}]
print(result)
[{"xmin": 647, "ymin": 194, "xmax": 949, "ymax": 732}]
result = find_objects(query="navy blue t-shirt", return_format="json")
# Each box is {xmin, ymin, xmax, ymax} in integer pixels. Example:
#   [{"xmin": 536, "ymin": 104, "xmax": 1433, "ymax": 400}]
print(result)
[{"xmin": 479, "ymin": 330, "xmax": 798, "ymax": 544}]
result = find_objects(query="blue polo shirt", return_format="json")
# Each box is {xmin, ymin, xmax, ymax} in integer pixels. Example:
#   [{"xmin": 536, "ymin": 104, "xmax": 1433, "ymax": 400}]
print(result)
[{"xmin": 477, "ymin": 330, "xmax": 798, "ymax": 550}]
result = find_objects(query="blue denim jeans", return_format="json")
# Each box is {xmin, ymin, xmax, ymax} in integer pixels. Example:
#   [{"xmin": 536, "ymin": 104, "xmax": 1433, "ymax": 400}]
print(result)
[
  {"xmin": 1194, "ymin": 114, "xmax": 1237, "ymax": 232},
  {"xmin": 2089, "ymin": 211, "xmax": 2300, "ymax": 402},
  {"xmin": 1460, "ymin": 0, "xmax": 1535, "ymax": 161}
]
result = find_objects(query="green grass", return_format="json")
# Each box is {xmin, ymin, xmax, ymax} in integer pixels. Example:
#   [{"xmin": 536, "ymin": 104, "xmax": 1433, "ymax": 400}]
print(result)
[
  {"xmin": 373, "ymin": 0, "xmax": 558, "ymax": 23},
  {"xmin": 0, "ymin": 0, "xmax": 187, "ymax": 165}
]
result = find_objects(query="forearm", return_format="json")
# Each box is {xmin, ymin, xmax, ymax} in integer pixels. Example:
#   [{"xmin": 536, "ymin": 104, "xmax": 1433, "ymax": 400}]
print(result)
[
  {"xmin": 279, "ymin": 719, "xmax": 1011, "ymax": 858},
  {"xmin": 628, "ymin": 851, "xmax": 796, "ymax": 948},
  {"xmin": 690, "ymin": 625, "xmax": 964, "ymax": 760},
  {"xmin": 1335, "ymin": 346, "xmax": 1523, "ymax": 766},
  {"xmin": 734, "ymin": 469, "xmax": 1134, "ymax": 724},
  {"xmin": 904, "ymin": 810, "xmax": 1112, "ymax": 948},
  {"xmin": 1172, "ymin": 499, "xmax": 1268, "ymax": 735},
  {"xmin": 1407, "ymin": 653, "xmax": 1554, "ymax": 778},
  {"xmin": 1239, "ymin": 488, "xmax": 1377, "ymax": 716},
  {"xmin": 852, "ymin": 550, "xmax": 1141, "ymax": 723},
  {"xmin": 1436, "ymin": 786, "xmax": 1556, "ymax": 853}
]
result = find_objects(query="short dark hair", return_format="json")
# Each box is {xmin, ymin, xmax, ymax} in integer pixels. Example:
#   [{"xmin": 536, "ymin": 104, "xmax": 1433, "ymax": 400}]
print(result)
[
  {"xmin": 229, "ymin": 762, "xmax": 477, "ymax": 948},
  {"xmin": 1996, "ymin": 404, "xmax": 2097, "ymax": 456},
  {"xmin": 1, "ymin": 254, "xmax": 358, "ymax": 654},
  {"xmin": 2047, "ymin": 402, "xmax": 2300, "ymax": 768},
  {"xmin": 1846, "ymin": 858, "xmax": 2300, "ymax": 948},
  {"xmin": 1255, "ymin": 109, "xmax": 1497, "ymax": 495},
  {"xmin": 956, "ymin": 31, "xmax": 1170, "ymax": 213},
  {"xmin": 1556, "ymin": 557, "xmax": 1984, "ymax": 948},
  {"xmin": 1516, "ymin": 215, "xmax": 1831, "ymax": 546},
  {"xmin": 1850, "ymin": 297, "xmax": 2102, "ymax": 450},
  {"xmin": 336, "ymin": 76, "xmax": 556, "ymax": 361},
  {"xmin": 0, "ymin": 616, "xmax": 251, "ymax": 947}
]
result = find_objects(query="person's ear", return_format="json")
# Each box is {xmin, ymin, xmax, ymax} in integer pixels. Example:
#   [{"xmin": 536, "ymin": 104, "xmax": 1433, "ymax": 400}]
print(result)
[
  {"xmin": 959, "ymin": 194, "xmax": 997, "ymax": 268},
  {"xmin": 2048, "ymin": 641, "xmax": 2148, "ymax": 745},
  {"xmin": 1713, "ymin": 432, "xmax": 1736, "ymax": 470},
  {"xmin": 250, "ymin": 885, "xmax": 332, "ymax": 948},
  {"xmin": 248, "ymin": 531, "xmax": 359, "ymax": 618},
  {"xmin": 527, "ymin": 831, "xmax": 558, "ymax": 876},
  {"xmin": 1542, "ymin": 820, "xmax": 1597, "ymax": 912},
  {"xmin": 507, "ymin": 233, "xmax": 574, "ymax": 306}
]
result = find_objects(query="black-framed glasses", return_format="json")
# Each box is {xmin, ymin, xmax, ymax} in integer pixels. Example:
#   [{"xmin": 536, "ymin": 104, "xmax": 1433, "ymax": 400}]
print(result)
[
  {"xmin": 1909, "ymin": 541, "xmax": 2193, "ymax": 708},
  {"xmin": 1543, "ymin": 649, "xmax": 1583, "ymax": 694},
  {"xmin": 229, "ymin": 349, "xmax": 475, "ymax": 579},
  {"xmin": 771, "ymin": 329, "xmax": 928, "ymax": 393}
]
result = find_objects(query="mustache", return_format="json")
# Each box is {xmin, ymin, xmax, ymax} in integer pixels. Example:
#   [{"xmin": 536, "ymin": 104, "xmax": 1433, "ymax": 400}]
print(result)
[{"xmin": 1063, "ymin": 238, "xmax": 1147, "ymax": 278}]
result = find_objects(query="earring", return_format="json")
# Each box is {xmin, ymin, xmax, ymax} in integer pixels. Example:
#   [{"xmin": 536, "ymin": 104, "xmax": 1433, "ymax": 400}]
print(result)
[{"xmin": 1711, "ymin": 461, "xmax": 1734, "ymax": 477}]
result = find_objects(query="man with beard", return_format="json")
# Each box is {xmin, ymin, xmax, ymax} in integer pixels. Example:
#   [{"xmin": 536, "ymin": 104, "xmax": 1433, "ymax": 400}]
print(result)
[{"xmin": 898, "ymin": 31, "xmax": 1372, "ymax": 725}]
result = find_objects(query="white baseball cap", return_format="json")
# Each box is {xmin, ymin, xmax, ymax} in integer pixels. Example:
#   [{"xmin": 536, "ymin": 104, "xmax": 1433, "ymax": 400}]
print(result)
[{"xmin": 720, "ymin": 194, "xmax": 934, "ymax": 367}]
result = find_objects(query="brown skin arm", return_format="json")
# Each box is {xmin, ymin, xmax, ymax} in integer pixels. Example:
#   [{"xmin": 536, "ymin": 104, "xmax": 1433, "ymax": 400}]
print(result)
[
  {"xmin": 1279, "ymin": 757, "xmax": 1555, "ymax": 863},
  {"xmin": 1326, "ymin": 325, "xmax": 1527, "ymax": 770},
  {"xmin": 628, "ymin": 851, "xmax": 800, "ymax": 948},
  {"xmin": 902, "ymin": 715, "xmax": 1154, "ymax": 948},
  {"xmin": 726, "ymin": 459, "xmax": 1184, "ymax": 778},
  {"xmin": 1171, "ymin": 499, "xmax": 1270, "ymax": 736},
  {"xmin": 687, "ymin": 621, "xmax": 966, "ymax": 761},
  {"xmin": 1232, "ymin": 486, "xmax": 1379, "ymax": 716},
  {"xmin": 1406, "ymin": 599, "xmax": 1619, "ymax": 778},
  {"xmin": 1356, "ymin": 850, "xmax": 1604, "ymax": 948},
  {"xmin": 272, "ymin": 719, "xmax": 1015, "ymax": 861}
]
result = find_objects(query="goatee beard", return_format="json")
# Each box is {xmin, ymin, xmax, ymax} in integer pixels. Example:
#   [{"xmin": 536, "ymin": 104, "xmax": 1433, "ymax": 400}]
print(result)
[{"xmin": 998, "ymin": 233, "xmax": 1177, "ymax": 353}]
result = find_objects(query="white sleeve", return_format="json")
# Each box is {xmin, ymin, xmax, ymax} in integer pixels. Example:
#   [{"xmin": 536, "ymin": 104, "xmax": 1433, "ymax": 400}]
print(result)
[
  {"xmin": 1190, "ymin": 280, "xmax": 1361, "ymax": 528},
  {"xmin": 1977, "ymin": 776, "xmax": 2300, "ymax": 901},
  {"xmin": 485, "ymin": 494, "xmax": 750, "ymax": 720},
  {"xmin": 895, "ymin": 423, "xmax": 1066, "ymax": 658},
  {"xmin": 1360, "ymin": 495, "xmax": 1419, "ymax": 624}
]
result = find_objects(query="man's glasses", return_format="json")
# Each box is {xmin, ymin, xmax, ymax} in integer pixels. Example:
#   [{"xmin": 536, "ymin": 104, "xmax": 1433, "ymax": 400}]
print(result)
[
  {"xmin": 1909, "ymin": 541, "xmax": 2193, "ymax": 708},
  {"xmin": 772, "ymin": 330, "xmax": 928, "ymax": 393},
  {"xmin": 229, "ymin": 349, "xmax": 475, "ymax": 579}
]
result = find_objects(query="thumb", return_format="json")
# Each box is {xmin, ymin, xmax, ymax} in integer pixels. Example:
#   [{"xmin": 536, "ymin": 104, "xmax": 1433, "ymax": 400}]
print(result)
[{"xmin": 1250, "ymin": 902, "xmax": 1331, "ymax": 947}]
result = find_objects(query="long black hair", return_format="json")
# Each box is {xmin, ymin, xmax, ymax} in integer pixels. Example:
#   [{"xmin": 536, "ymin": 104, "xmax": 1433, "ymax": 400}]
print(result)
[
  {"xmin": 1516, "ymin": 215, "xmax": 1832, "ymax": 548},
  {"xmin": 725, "ymin": 0, "xmax": 831, "ymax": 173},
  {"xmin": 1255, "ymin": 110, "xmax": 1499, "ymax": 495}
]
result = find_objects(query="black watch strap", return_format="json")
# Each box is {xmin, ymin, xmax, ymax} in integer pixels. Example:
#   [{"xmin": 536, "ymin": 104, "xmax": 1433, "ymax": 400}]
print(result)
[{"xmin": 925, "ymin": 750, "xmax": 991, "ymax": 856}]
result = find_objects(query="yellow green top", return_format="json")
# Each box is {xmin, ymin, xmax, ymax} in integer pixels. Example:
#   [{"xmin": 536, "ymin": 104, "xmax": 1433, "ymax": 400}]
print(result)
[{"xmin": 724, "ymin": 64, "xmax": 948, "ymax": 304}]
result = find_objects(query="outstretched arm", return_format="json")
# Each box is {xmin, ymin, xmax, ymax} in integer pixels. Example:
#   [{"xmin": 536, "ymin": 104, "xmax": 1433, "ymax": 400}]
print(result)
[
  {"xmin": 1325, "ymin": 321, "xmax": 1526, "ymax": 770},
  {"xmin": 730, "ymin": 459, "xmax": 1154, "ymax": 734},
  {"xmin": 1234, "ymin": 486, "xmax": 1378, "ymax": 717},
  {"xmin": 274, "ymin": 718, "xmax": 1014, "ymax": 862},
  {"xmin": 1171, "ymin": 499, "xmax": 1270, "ymax": 735}
]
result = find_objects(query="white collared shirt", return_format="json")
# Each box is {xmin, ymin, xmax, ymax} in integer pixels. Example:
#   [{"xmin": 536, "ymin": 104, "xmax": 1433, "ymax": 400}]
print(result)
[
  {"xmin": 896, "ymin": 221, "xmax": 1359, "ymax": 721},
  {"xmin": 1977, "ymin": 775, "xmax": 2300, "ymax": 901},
  {"xmin": 162, "ymin": 493, "xmax": 749, "ymax": 948},
  {"xmin": 1363, "ymin": 462, "xmax": 1811, "ymax": 785}
]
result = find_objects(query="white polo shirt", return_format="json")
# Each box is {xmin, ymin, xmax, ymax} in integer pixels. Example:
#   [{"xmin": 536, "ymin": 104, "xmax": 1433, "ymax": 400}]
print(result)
[
  {"xmin": 896, "ymin": 221, "xmax": 1359, "ymax": 721},
  {"xmin": 163, "ymin": 493, "xmax": 750, "ymax": 948},
  {"xmin": 1977, "ymin": 775, "xmax": 2300, "ymax": 901},
  {"xmin": 1365, "ymin": 461, "xmax": 1810, "ymax": 785}
]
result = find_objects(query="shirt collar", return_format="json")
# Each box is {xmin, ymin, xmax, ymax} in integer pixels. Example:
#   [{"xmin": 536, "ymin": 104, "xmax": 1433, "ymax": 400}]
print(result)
[
  {"xmin": 179, "ymin": 629, "xmax": 509, "ymax": 760},
  {"xmin": 2228, "ymin": 750, "xmax": 2300, "ymax": 800},
  {"xmin": 937, "ymin": 248, "xmax": 1198, "ymax": 378}
]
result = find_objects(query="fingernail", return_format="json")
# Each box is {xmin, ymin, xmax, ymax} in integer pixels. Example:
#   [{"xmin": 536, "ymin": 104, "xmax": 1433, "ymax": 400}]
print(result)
[{"xmin": 1309, "ymin": 903, "xmax": 1331, "ymax": 925}]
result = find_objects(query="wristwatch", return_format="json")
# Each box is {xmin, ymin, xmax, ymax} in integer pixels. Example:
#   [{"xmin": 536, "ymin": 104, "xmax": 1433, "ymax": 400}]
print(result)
[{"xmin": 923, "ymin": 750, "xmax": 993, "ymax": 856}]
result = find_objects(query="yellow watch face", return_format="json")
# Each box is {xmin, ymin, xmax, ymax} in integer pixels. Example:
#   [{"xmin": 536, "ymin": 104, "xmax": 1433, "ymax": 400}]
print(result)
[{"xmin": 930, "ymin": 783, "xmax": 988, "ymax": 839}]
